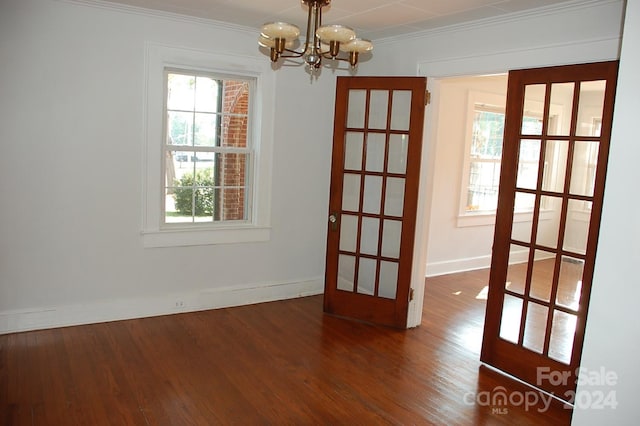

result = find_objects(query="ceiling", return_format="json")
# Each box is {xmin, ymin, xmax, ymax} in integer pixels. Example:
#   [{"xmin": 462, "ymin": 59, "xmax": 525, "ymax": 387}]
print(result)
[{"xmin": 100, "ymin": 0, "xmax": 584, "ymax": 40}]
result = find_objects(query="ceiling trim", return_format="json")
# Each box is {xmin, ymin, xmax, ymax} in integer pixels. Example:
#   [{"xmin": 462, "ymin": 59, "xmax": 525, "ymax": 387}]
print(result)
[
  {"xmin": 57, "ymin": 0, "xmax": 257, "ymax": 36},
  {"xmin": 57, "ymin": 0, "xmax": 622, "ymax": 44},
  {"xmin": 375, "ymin": 0, "xmax": 622, "ymax": 45}
]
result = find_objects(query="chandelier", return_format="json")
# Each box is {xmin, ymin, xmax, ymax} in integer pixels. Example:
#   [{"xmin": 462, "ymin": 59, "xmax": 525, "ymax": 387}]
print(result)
[{"xmin": 258, "ymin": 0, "xmax": 373, "ymax": 72}]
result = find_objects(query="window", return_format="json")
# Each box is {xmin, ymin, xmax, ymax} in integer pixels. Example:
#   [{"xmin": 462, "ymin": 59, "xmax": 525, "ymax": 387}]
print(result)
[
  {"xmin": 465, "ymin": 107, "xmax": 504, "ymax": 212},
  {"xmin": 164, "ymin": 71, "xmax": 252, "ymax": 224},
  {"xmin": 143, "ymin": 44, "xmax": 275, "ymax": 247},
  {"xmin": 459, "ymin": 91, "xmax": 543, "ymax": 226},
  {"xmin": 463, "ymin": 104, "xmax": 542, "ymax": 214}
]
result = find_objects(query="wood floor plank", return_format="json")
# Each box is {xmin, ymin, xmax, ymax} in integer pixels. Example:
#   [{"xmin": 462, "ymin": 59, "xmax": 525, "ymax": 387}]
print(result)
[{"xmin": 0, "ymin": 269, "xmax": 573, "ymax": 425}]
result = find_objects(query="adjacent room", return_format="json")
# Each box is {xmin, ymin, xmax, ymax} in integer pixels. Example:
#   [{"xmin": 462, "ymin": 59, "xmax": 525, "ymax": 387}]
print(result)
[{"xmin": 1, "ymin": 0, "xmax": 638, "ymax": 424}]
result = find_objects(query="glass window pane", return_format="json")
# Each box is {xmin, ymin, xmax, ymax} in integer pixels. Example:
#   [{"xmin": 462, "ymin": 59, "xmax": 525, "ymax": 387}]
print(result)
[
  {"xmin": 365, "ymin": 133, "xmax": 386, "ymax": 172},
  {"xmin": 536, "ymin": 195, "xmax": 562, "ymax": 249},
  {"xmin": 564, "ymin": 199, "xmax": 591, "ymax": 255},
  {"xmin": 542, "ymin": 140, "xmax": 568, "ymax": 193},
  {"xmin": 221, "ymin": 80, "xmax": 250, "ymax": 115},
  {"xmin": 347, "ymin": 89, "xmax": 366, "ymax": 128},
  {"xmin": 530, "ymin": 251, "xmax": 555, "ymax": 302},
  {"xmin": 514, "ymin": 191, "xmax": 535, "ymax": 213},
  {"xmin": 194, "ymin": 113, "xmax": 218, "ymax": 147},
  {"xmin": 511, "ymin": 210, "xmax": 533, "ymax": 244},
  {"xmin": 379, "ymin": 261, "xmax": 399, "ymax": 299},
  {"xmin": 167, "ymin": 73, "xmax": 195, "ymax": 111},
  {"xmin": 506, "ymin": 244, "xmax": 528, "ymax": 295},
  {"xmin": 500, "ymin": 294, "xmax": 523, "ymax": 343},
  {"xmin": 194, "ymin": 76, "xmax": 220, "ymax": 113},
  {"xmin": 556, "ymin": 256, "xmax": 584, "ymax": 311},
  {"xmin": 390, "ymin": 90, "xmax": 411, "ymax": 131},
  {"xmin": 569, "ymin": 141, "xmax": 599, "ymax": 197},
  {"xmin": 339, "ymin": 214, "xmax": 358, "ymax": 252},
  {"xmin": 549, "ymin": 310, "xmax": 577, "ymax": 364},
  {"xmin": 466, "ymin": 161, "xmax": 500, "ymax": 212},
  {"xmin": 345, "ymin": 132, "xmax": 364, "ymax": 170},
  {"xmin": 166, "ymin": 160, "xmax": 215, "ymax": 222},
  {"xmin": 369, "ymin": 90, "xmax": 389, "ymax": 129},
  {"xmin": 576, "ymin": 80, "xmax": 606, "ymax": 137},
  {"xmin": 523, "ymin": 302, "xmax": 548, "ymax": 354},
  {"xmin": 167, "ymin": 150, "xmax": 193, "ymax": 186},
  {"xmin": 522, "ymin": 84, "xmax": 546, "ymax": 135},
  {"xmin": 384, "ymin": 177, "xmax": 405, "ymax": 217},
  {"xmin": 381, "ymin": 220, "xmax": 402, "ymax": 259},
  {"xmin": 357, "ymin": 258, "xmax": 376, "ymax": 295},
  {"xmin": 337, "ymin": 255, "xmax": 356, "ymax": 292},
  {"xmin": 516, "ymin": 139, "xmax": 540, "ymax": 189},
  {"xmin": 472, "ymin": 110, "xmax": 504, "ymax": 159},
  {"xmin": 362, "ymin": 176, "xmax": 383, "ymax": 214},
  {"xmin": 388, "ymin": 134, "xmax": 408, "ymax": 174},
  {"xmin": 548, "ymin": 83, "xmax": 574, "ymax": 136},
  {"xmin": 342, "ymin": 174, "xmax": 361, "ymax": 212},
  {"xmin": 167, "ymin": 111, "xmax": 194, "ymax": 146},
  {"xmin": 220, "ymin": 114, "xmax": 248, "ymax": 148},
  {"xmin": 360, "ymin": 217, "xmax": 379, "ymax": 256},
  {"xmin": 218, "ymin": 153, "xmax": 248, "ymax": 221},
  {"xmin": 165, "ymin": 187, "xmax": 193, "ymax": 223}
]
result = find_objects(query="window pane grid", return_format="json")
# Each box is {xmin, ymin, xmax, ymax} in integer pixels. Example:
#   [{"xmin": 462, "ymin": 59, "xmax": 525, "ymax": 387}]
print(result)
[
  {"xmin": 163, "ymin": 70, "xmax": 253, "ymax": 225},
  {"xmin": 463, "ymin": 106, "xmax": 542, "ymax": 214}
]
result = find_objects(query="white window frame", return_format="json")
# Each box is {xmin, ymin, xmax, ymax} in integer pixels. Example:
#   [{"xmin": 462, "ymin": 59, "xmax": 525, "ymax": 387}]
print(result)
[
  {"xmin": 457, "ymin": 91, "xmax": 553, "ymax": 228},
  {"xmin": 142, "ymin": 43, "xmax": 275, "ymax": 248},
  {"xmin": 457, "ymin": 91, "xmax": 509, "ymax": 227}
]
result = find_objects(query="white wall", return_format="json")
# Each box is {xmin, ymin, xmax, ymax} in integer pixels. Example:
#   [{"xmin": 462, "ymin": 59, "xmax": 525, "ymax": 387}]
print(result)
[
  {"xmin": 0, "ymin": 0, "xmax": 343, "ymax": 332},
  {"xmin": 361, "ymin": 0, "xmax": 640, "ymax": 422},
  {"xmin": 362, "ymin": 0, "xmax": 624, "ymax": 325},
  {"xmin": 572, "ymin": 0, "xmax": 640, "ymax": 424},
  {"xmin": 425, "ymin": 75, "xmax": 508, "ymax": 275}
]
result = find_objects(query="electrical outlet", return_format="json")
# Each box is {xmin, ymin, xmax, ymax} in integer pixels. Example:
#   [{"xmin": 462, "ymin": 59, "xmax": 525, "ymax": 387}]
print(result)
[{"xmin": 175, "ymin": 300, "xmax": 185, "ymax": 308}]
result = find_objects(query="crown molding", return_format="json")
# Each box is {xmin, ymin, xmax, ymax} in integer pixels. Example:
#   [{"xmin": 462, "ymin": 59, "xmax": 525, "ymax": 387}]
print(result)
[
  {"xmin": 375, "ymin": 0, "xmax": 623, "ymax": 45},
  {"xmin": 56, "ymin": 0, "xmax": 257, "ymax": 36}
]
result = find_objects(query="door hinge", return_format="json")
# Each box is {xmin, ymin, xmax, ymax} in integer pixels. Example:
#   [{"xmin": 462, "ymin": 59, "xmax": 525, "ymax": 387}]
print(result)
[
  {"xmin": 409, "ymin": 288, "xmax": 415, "ymax": 301},
  {"xmin": 425, "ymin": 90, "xmax": 431, "ymax": 105}
]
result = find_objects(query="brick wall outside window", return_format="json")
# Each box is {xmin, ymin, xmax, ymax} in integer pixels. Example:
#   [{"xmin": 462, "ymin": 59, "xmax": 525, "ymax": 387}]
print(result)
[{"xmin": 220, "ymin": 81, "xmax": 249, "ymax": 220}]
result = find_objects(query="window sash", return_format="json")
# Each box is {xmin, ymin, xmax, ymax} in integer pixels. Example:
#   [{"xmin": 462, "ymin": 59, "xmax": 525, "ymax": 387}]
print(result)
[{"xmin": 162, "ymin": 69, "xmax": 255, "ymax": 227}]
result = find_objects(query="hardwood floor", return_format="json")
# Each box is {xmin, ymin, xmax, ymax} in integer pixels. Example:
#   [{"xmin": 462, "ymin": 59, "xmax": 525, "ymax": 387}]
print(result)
[{"xmin": 1, "ymin": 269, "xmax": 573, "ymax": 425}]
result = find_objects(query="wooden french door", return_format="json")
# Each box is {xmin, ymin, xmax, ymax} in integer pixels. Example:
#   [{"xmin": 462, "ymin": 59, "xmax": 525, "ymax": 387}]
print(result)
[
  {"xmin": 323, "ymin": 77, "xmax": 427, "ymax": 328},
  {"xmin": 481, "ymin": 61, "xmax": 619, "ymax": 401}
]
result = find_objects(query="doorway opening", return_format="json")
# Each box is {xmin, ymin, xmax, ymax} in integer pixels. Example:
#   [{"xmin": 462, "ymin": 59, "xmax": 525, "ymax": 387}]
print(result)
[{"xmin": 423, "ymin": 72, "xmax": 508, "ymax": 358}]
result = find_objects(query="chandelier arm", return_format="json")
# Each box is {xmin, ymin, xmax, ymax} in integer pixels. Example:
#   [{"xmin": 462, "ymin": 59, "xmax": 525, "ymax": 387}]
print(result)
[
  {"xmin": 319, "ymin": 53, "xmax": 348, "ymax": 62},
  {"xmin": 278, "ymin": 49, "xmax": 307, "ymax": 58}
]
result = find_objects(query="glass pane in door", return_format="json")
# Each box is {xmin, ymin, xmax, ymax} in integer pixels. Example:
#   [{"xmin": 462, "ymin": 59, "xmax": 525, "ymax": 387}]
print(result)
[
  {"xmin": 333, "ymin": 85, "xmax": 415, "ymax": 305},
  {"xmin": 549, "ymin": 310, "xmax": 577, "ymax": 364},
  {"xmin": 576, "ymin": 80, "xmax": 606, "ymax": 137},
  {"xmin": 337, "ymin": 254, "xmax": 356, "ymax": 291},
  {"xmin": 523, "ymin": 302, "xmax": 548, "ymax": 353},
  {"xmin": 516, "ymin": 140, "xmax": 541, "ymax": 189},
  {"xmin": 522, "ymin": 84, "xmax": 545, "ymax": 135},
  {"xmin": 548, "ymin": 83, "xmax": 575, "ymax": 136},
  {"xmin": 500, "ymin": 294, "xmax": 523, "ymax": 343},
  {"xmin": 369, "ymin": 90, "xmax": 389, "ymax": 129},
  {"xmin": 347, "ymin": 90, "xmax": 366, "ymax": 128}
]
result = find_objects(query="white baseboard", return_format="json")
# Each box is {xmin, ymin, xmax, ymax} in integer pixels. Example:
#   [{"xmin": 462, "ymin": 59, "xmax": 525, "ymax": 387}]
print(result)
[
  {"xmin": 0, "ymin": 277, "xmax": 324, "ymax": 335},
  {"xmin": 426, "ymin": 249, "xmax": 537, "ymax": 277},
  {"xmin": 426, "ymin": 255, "xmax": 493, "ymax": 277}
]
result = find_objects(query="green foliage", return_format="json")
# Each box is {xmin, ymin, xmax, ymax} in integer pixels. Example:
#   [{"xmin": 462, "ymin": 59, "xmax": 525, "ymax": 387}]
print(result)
[{"xmin": 173, "ymin": 168, "xmax": 214, "ymax": 216}]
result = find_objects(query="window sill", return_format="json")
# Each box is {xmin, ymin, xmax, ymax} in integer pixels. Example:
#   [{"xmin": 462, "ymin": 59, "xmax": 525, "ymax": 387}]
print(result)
[
  {"xmin": 142, "ymin": 225, "xmax": 271, "ymax": 248},
  {"xmin": 456, "ymin": 210, "xmax": 541, "ymax": 228}
]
